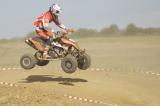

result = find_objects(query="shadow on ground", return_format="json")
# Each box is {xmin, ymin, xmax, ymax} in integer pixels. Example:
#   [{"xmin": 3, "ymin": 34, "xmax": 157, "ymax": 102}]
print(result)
[{"xmin": 20, "ymin": 75, "xmax": 88, "ymax": 86}]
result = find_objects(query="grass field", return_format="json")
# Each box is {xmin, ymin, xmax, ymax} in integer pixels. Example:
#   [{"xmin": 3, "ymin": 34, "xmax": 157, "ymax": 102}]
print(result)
[{"xmin": 0, "ymin": 35, "xmax": 160, "ymax": 71}]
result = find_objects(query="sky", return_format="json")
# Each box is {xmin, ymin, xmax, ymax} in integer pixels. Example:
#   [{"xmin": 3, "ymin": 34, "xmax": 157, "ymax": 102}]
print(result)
[{"xmin": 0, "ymin": 0, "xmax": 160, "ymax": 38}]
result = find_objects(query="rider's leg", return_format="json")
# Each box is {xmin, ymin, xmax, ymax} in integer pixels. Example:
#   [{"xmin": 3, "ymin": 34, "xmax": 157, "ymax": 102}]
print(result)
[
  {"xmin": 35, "ymin": 29, "xmax": 56, "ymax": 59},
  {"xmin": 43, "ymin": 45, "xmax": 50, "ymax": 58},
  {"xmin": 35, "ymin": 29, "xmax": 51, "ymax": 59},
  {"xmin": 36, "ymin": 29, "xmax": 48, "ymax": 39}
]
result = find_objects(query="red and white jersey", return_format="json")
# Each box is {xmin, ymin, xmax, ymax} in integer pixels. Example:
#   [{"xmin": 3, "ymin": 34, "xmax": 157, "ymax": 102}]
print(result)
[{"xmin": 34, "ymin": 11, "xmax": 63, "ymax": 29}]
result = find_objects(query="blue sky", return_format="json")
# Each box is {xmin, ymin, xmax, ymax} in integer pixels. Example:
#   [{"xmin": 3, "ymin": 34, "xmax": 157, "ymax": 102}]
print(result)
[{"xmin": 0, "ymin": 0, "xmax": 160, "ymax": 38}]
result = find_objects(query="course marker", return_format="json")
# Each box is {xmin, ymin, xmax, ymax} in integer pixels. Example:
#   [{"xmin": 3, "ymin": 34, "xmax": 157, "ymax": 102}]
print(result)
[
  {"xmin": 0, "ymin": 81, "xmax": 18, "ymax": 87},
  {"xmin": 63, "ymin": 94, "xmax": 117, "ymax": 106}
]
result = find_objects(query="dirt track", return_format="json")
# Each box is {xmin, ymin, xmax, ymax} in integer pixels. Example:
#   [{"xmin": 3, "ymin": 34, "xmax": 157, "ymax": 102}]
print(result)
[
  {"xmin": 0, "ymin": 67, "xmax": 159, "ymax": 106},
  {"xmin": 0, "ymin": 36, "xmax": 160, "ymax": 106}
]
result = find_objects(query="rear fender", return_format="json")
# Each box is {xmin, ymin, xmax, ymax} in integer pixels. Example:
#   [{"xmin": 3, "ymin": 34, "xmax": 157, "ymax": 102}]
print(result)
[{"xmin": 25, "ymin": 38, "xmax": 44, "ymax": 51}]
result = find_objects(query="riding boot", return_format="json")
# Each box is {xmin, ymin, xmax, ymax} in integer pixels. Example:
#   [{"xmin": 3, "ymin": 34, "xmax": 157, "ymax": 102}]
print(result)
[{"xmin": 43, "ymin": 46, "xmax": 51, "ymax": 59}]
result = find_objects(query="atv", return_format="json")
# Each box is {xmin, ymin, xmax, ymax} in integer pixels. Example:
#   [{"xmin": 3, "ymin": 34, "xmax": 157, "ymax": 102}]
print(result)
[{"xmin": 20, "ymin": 31, "xmax": 91, "ymax": 74}]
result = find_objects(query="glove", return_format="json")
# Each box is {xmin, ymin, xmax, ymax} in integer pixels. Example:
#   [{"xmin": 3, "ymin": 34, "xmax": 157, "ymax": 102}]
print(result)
[{"xmin": 55, "ymin": 31, "xmax": 62, "ymax": 38}]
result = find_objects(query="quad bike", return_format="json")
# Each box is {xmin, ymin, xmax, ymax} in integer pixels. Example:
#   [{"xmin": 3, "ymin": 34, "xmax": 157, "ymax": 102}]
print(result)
[{"xmin": 20, "ymin": 31, "xmax": 91, "ymax": 74}]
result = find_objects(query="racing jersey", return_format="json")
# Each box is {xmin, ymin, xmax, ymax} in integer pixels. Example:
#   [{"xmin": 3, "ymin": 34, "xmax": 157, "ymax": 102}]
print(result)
[{"xmin": 34, "ymin": 11, "xmax": 66, "ymax": 30}]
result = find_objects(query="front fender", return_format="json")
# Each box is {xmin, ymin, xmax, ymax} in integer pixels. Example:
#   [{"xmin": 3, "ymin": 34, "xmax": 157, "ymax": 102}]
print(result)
[{"xmin": 61, "ymin": 38, "xmax": 80, "ymax": 50}]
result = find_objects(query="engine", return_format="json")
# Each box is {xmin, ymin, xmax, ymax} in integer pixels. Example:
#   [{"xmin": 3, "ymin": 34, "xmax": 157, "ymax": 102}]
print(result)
[{"xmin": 48, "ymin": 46, "xmax": 66, "ymax": 59}]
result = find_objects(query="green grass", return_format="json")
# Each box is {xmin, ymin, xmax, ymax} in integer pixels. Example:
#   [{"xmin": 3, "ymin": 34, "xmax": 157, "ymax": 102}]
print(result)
[{"xmin": 0, "ymin": 35, "xmax": 160, "ymax": 72}]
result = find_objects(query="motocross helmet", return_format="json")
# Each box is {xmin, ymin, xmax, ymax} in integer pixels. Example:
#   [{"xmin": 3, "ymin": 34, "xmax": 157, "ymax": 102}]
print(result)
[{"xmin": 50, "ymin": 4, "xmax": 61, "ymax": 16}]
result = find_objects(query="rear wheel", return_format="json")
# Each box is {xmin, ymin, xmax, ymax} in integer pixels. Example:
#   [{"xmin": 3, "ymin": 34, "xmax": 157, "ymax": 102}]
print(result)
[
  {"xmin": 20, "ymin": 54, "xmax": 37, "ymax": 70},
  {"xmin": 61, "ymin": 54, "xmax": 78, "ymax": 74},
  {"xmin": 78, "ymin": 53, "xmax": 91, "ymax": 70}
]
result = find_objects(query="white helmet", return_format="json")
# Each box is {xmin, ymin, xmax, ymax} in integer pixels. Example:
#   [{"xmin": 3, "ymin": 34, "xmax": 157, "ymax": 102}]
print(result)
[{"xmin": 50, "ymin": 4, "xmax": 61, "ymax": 16}]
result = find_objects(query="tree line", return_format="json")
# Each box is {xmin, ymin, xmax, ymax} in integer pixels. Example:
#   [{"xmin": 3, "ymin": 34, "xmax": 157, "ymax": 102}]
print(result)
[{"xmin": 25, "ymin": 23, "xmax": 160, "ymax": 39}]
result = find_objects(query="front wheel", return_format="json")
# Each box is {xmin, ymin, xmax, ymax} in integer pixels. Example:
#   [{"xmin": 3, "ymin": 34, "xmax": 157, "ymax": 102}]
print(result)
[
  {"xmin": 78, "ymin": 53, "xmax": 91, "ymax": 70},
  {"xmin": 61, "ymin": 54, "xmax": 78, "ymax": 74},
  {"xmin": 20, "ymin": 54, "xmax": 37, "ymax": 70}
]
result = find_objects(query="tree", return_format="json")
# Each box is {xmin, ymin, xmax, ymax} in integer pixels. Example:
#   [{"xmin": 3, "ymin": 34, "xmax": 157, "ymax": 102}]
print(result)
[
  {"xmin": 72, "ymin": 28, "xmax": 97, "ymax": 38},
  {"xmin": 109, "ymin": 24, "xmax": 119, "ymax": 34},
  {"xmin": 126, "ymin": 23, "xmax": 138, "ymax": 35},
  {"xmin": 100, "ymin": 24, "xmax": 119, "ymax": 35}
]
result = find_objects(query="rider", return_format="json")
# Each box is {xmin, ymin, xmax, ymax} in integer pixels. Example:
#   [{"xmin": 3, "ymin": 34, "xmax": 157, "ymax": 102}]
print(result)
[{"xmin": 34, "ymin": 3, "xmax": 72, "ymax": 59}]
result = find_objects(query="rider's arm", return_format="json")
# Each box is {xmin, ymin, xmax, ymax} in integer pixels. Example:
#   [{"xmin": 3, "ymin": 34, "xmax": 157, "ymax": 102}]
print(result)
[
  {"xmin": 53, "ymin": 17, "xmax": 75, "ymax": 33},
  {"xmin": 59, "ymin": 24, "xmax": 67, "ymax": 31},
  {"xmin": 54, "ymin": 17, "xmax": 67, "ymax": 31}
]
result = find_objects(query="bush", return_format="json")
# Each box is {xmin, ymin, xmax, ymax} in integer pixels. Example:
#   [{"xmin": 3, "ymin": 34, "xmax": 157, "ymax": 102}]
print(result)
[
  {"xmin": 100, "ymin": 24, "xmax": 119, "ymax": 35},
  {"xmin": 71, "ymin": 28, "xmax": 98, "ymax": 38},
  {"xmin": 19, "ymin": 23, "xmax": 160, "ymax": 40}
]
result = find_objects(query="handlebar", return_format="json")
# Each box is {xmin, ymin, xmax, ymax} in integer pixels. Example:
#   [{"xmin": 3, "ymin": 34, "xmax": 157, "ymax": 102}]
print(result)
[{"xmin": 56, "ymin": 28, "xmax": 76, "ymax": 37}]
